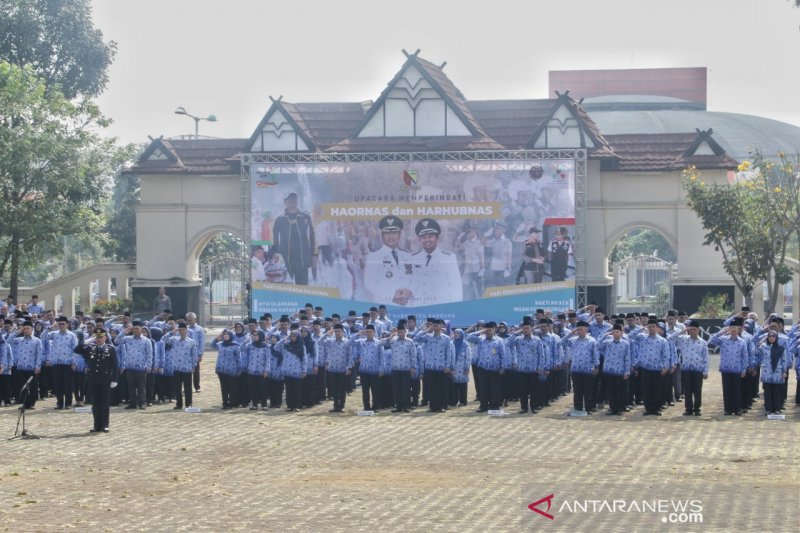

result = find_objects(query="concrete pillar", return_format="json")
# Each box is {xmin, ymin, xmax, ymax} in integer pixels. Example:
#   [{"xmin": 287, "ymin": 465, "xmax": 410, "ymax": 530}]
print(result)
[
  {"xmin": 99, "ymin": 276, "xmax": 110, "ymax": 301},
  {"xmin": 734, "ymin": 285, "xmax": 744, "ymax": 310},
  {"xmin": 80, "ymin": 283, "xmax": 91, "ymax": 314},
  {"xmin": 774, "ymin": 283, "xmax": 784, "ymax": 317},
  {"xmin": 67, "ymin": 288, "xmax": 77, "ymax": 317},
  {"xmin": 120, "ymin": 277, "xmax": 130, "ymax": 300}
]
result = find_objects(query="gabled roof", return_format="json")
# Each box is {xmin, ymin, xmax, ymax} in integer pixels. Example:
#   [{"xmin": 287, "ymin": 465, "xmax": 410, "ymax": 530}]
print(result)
[
  {"xmin": 247, "ymin": 97, "xmax": 317, "ymax": 152},
  {"xmin": 351, "ymin": 50, "xmax": 490, "ymax": 140},
  {"xmin": 604, "ymin": 129, "xmax": 738, "ymax": 171},
  {"xmin": 526, "ymin": 91, "xmax": 613, "ymax": 152},
  {"xmin": 290, "ymin": 102, "xmax": 366, "ymax": 149},
  {"xmin": 127, "ymin": 138, "xmax": 247, "ymax": 175}
]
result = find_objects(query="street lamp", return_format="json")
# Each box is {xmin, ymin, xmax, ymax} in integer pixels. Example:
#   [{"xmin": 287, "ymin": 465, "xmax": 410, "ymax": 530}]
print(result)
[{"xmin": 174, "ymin": 106, "xmax": 217, "ymax": 137}]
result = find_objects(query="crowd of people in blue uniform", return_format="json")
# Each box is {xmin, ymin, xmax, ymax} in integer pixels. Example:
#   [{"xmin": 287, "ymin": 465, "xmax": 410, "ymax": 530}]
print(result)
[{"xmin": 1, "ymin": 297, "xmax": 798, "ymax": 426}]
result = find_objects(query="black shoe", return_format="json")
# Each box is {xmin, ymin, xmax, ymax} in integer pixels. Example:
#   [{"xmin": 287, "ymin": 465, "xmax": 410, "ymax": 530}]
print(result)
[
  {"xmin": 734, "ymin": 411, "xmax": 742, "ymax": 416},
  {"xmin": 518, "ymin": 409, "xmax": 528, "ymax": 414},
  {"xmin": 476, "ymin": 408, "xmax": 488, "ymax": 413},
  {"xmin": 683, "ymin": 411, "xmax": 692, "ymax": 416},
  {"xmin": 89, "ymin": 428, "xmax": 99, "ymax": 433},
  {"xmin": 391, "ymin": 409, "xmax": 402, "ymax": 413},
  {"xmin": 124, "ymin": 405, "xmax": 137, "ymax": 410},
  {"xmin": 402, "ymin": 409, "xmax": 410, "ymax": 412},
  {"xmin": 668, "ymin": 402, "xmax": 675, "ymax": 406},
  {"xmin": 138, "ymin": 406, "xmax": 145, "ymax": 410},
  {"xmin": 174, "ymin": 406, "xmax": 183, "ymax": 410},
  {"xmin": 54, "ymin": 406, "xmax": 63, "ymax": 410},
  {"xmin": 328, "ymin": 408, "xmax": 338, "ymax": 413},
  {"xmin": 694, "ymin": 411, "xmax": 701, "ymax": 416},
  {"xmin": 102, "ymin": 428, "xmax": 109, "ymax": 433}
]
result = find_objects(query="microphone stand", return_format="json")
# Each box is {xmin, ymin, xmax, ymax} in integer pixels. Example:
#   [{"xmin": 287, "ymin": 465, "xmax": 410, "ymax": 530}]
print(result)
[{"xmin": 9, "ymin": 375, "xmax": 40, "ymax": 440}]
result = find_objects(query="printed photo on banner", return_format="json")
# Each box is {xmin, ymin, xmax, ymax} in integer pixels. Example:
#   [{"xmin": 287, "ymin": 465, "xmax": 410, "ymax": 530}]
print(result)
[{"xmin": 249, "ymin": 158, "xmax": 576, "ymax": 323}]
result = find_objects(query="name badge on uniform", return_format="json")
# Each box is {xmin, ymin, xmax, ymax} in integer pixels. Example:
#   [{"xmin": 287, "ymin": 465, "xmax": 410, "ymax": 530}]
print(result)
[{"xmin": 492, "ymin": 348, "xmax": 496, "ymax": 354}]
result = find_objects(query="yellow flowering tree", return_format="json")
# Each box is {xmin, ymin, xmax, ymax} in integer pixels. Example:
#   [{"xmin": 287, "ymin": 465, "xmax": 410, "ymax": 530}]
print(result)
[{"xmin": 682, "ymin": 150, "xmax": 800, "ymax": 313}]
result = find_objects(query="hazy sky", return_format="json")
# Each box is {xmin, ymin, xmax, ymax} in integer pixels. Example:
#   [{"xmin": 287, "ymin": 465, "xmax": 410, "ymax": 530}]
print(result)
[{"xmin": 90, "ymin": 0, "xmax": 800, "ymax": 146}]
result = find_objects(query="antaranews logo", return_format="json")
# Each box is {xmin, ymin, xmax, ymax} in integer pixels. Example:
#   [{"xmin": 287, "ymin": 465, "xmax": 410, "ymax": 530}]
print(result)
[
  {"xmin": 528, "ymin": 494, "xmax": 555, "ymax": 520},
  {"xmin": 527, "ymin": 494, "xmax": 703, "ymax": 524}
]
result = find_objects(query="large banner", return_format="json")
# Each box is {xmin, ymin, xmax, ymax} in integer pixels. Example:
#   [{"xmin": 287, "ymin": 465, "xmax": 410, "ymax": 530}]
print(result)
[{"xmin": 249, "ymin": 156, "xmax": 576, "ymax": 324}]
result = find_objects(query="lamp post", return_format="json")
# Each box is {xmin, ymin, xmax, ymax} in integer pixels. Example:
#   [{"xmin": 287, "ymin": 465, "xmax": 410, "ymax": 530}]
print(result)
[{"xmin": 174, "ymin": 106, "xmax": 217, "ymax": 137}]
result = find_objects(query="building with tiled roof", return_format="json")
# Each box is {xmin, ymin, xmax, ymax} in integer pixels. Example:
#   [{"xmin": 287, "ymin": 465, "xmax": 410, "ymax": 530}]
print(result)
[{"xmin": 126, "ymin": 52, "xmax": 800, "ymax": 321}]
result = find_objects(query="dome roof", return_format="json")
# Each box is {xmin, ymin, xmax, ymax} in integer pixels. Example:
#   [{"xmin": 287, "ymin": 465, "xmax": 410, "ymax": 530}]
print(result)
[{"xmin": 583, "ymin": 96, "xmax": 800, "ymax": 161}]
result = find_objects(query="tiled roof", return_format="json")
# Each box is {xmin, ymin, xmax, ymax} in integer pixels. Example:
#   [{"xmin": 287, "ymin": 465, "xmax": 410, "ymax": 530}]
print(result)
[
  {"xmin": 604, "ymin": 131, "xmax": 738, "ymax": 171},
  {"xmin": 130, "ymin": 138, "xmax": 247, "ymax": 175},
  {"xmin": 291, "ymin": 102, "xmax": 366, "ymax": 149},
  {"xmin": 466, "ymin": 99, "xmax": 555, "ymax": 149}
]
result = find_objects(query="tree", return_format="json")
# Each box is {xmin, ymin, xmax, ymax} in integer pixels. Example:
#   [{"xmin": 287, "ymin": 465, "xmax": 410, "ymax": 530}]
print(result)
[
  {"xmin": 609, "ymin": 228, "xmax": 677, "ymax": 267},
  {"xmin": 0, "ymin": 0, "xmax": 116, "ymax": 99},
  {"xmin": 0, "ymin": 62, "xmax": 115, "ymax": 296},
  {"xmin": 104, "ymin": 144, "xmax": 144, "ymax": 262},
  {"xmin": 683, "ymin": 151, "xmax": 800, "ymax": 313}
]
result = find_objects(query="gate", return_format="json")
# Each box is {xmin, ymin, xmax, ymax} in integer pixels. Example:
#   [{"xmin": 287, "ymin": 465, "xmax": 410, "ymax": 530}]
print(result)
[
  {"xmin": 201, "ymin": 257, "xmax": 245, "ymax": 326},
  {"xmin": 612, "ymin": 255, "xmax": 674, "ymax": 317}
]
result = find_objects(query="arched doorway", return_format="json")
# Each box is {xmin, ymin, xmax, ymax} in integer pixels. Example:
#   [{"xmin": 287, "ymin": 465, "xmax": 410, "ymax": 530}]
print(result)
[
  {"xmin": 608, "ymin": 227, "xmax": 677, "ymax": 315},
  {"xmin": 192, "ymin": 231, "xmax": 246, "ymax": 325}
]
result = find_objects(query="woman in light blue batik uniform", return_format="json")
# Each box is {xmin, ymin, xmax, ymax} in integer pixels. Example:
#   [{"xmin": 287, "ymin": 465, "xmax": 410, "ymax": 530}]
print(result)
[
  {"xmin": 450, "ymin": 329, "xmax": 471, "ymax": 407},
  {"xmin": 300, "ymin": 327, "xmax": 319, "ymax": 408},
  {"xmin": 274, "ymin": 330, "xmax": 307, "ymax": 411},
  {"xmin": 757, "ymin": 331, "xmax": 789, "ymax": 415},
  {"xmin": 246, "ymin": 330, "xmax": 271, "ymax": 410},
  {"xmin": 267, "ymin": 333, "xmax": 285, "ymax": 408},
  {"xmin": 213, "ymin": 329, "xmax": 241, "ymax": 409},
  {"xmin": 232, "ymin": 322, "xmax": 250, "ymax": 407}
]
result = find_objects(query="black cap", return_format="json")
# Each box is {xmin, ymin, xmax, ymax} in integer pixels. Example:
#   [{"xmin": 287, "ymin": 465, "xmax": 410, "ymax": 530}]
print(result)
[
  {"xmin": 484, "ymin": 321, "xmax": 497, "ymax": 329},
  {"xmin": 415, "ymin": 218, "xmax": 441, "ymax": 236},
  {"xmin": 568, "ymin": 312, "xmax": 577, "ymax": 318},
  {"xmin": 378, "ymin": 215, "xmax": 403, "ymax": 232},
  {"xmin": 667, "ymin": 309, "xmax": 677, "ymax": 317},
  {"xmin": 528, "ymin": 227, "xmax": 541, "ymax": 234},
  {"xmin": 333, "ymin": 324, "xmax": 344, "ymax": 330},
  {"xmin": 685, "ymin": 320, "xmax": 700, "ymax": 329},
  {"xmin": 625, "ymin": 312, "xmax": 635, "ymax": 318},
  {"xmin": 535, "ymin": 309, "xmax": 545, "ymax": 314},
  {"xmin": 612, "ymin": 324, "xmax": 623, "ymax": 332},
  {"xmin": 365, "ymin": 324, "xmax": 375, "ymax": 331},
  {"xmin": 177, "ymin": 321, "xmax": 187, "ymax": 329},
  {"xmin": 731, "ymin": 317, "xmax": 745, "ymax": 327},
  {"xmin": 741, "ymin": 306, "xmax": 750, "ymax": 312},
  {"xmin": 647, "ymin": 317, "xmax": 659, "ymax": 325},
  {"xmin": 132, "ymin": 320, "xmax": 144, "ymax": 327},
  {"xmin": 576, "ymin": 320, "xmax": 590, "ymax": 328},
  {"xmin": 57, "ymin": 316, "xmax": 69, "ymax": 323}
]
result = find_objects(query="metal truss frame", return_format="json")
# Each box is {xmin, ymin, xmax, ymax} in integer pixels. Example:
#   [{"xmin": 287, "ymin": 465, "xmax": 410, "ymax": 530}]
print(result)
[{"xmin": 240, "ymin": 149, "xmax": 588, "ymax": 314}]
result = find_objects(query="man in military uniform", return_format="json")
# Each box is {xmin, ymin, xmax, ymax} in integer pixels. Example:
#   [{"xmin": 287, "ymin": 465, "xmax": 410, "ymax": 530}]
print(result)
[
  {"xmin": 409, "ymin": 218, "xmax": 463, "ymax": 306},
  {"xmin": 364, "ymin": 216, "xmax": 414, "ymax": 305},
  {"xmin": 548, "ymin": 226, "xmax": 573, "ymax": 282},
  {"xmin": 272, "ymin": 191, "xmax": 315, "ymax": 285}
]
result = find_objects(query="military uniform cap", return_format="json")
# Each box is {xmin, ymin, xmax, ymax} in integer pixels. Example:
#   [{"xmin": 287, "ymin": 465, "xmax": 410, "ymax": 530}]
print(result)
[
  {"xmin": 415, "ymin": 218, "xmax": 441, "ymax": 236},
  {"xmin": 379, "ymin": 216, "xmax": 403, "ymax": 232}
]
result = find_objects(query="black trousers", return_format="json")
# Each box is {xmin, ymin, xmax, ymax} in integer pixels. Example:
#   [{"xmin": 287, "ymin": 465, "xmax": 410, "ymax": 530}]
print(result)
[
  {"xmin": 392, "ymin": 370, "xmax": 411, "ymax": 411},
  {"xmin": 39, "ymin": 365, "xmax": 53, "ymax": 399},
  {"xmin": 452, "ymin": 381, "xmax": 467, "ymax": 406},
  {"xmin": 249, "ymin": 374, "xmax": 267, "ymax": 406},
  {"xmin": 763, "ymin": 382, "xmax": 783, "ymax": 413},
  {"xmin": 157, "ymin": 374, "xmax": 173, "ymax": 401},
  {"xmin": 74, "ymin": 371, "xmax": 88, "ymax": 404},
  {"xmin": 518, "ymin": 372, "xmax": 537, "ymax": 411},
  {"xmin": 360, "ymin": 373, "xmax": 382, "ymax": 410},
  {"xmin": 0, "ymin": 374, "xmax": 12, "ymax": 404},
  {"xmin": 328, "ymin": 371, "xmax": 347, "ymax": 410},
  {"xmin": 380, "ymin": 375, "xmax": 393, "ymax": 409},
  {"xmin": 14, "ymin": 370, "xmax": 37, "ymax": 408},
  {"xmin": 236, "ymin": 374, "xmax": 249, "ymax": 407},
  {"xmin": 53, "ymin": 364, "xmax": 74, "ymax": 407},
  {"xmin": 426, "ymin": 370, "xmax": 449, "ymax": 411},
  {"xmin": 605, "ymin": 374, "xmax": 626, "ymax": 413},
  {"xmin": 218, "ymin": 373, "xmax": 237, "ymax": 407},
  {"xmin": 477, "ymin": 368, "xmax": 502, "ymax": 410},
  {"xmin": 681, "ymin": 370, "xmax": 704, "ymax": 413},
  {"xmin": 640, "ymin": 369, "xmax": 663, "ymax": 413},
  {"xmin": 571, "ymin": 373, "xmax": 595, "ymax": 412},
  {"xmin": 410, "ymin": 377, "xmax": 421, "ymax": 406},
  {"xmin": 126, "ymin": 369, "xmax": 147, "ymax": 407},
  {"xmin": 284, "ymin": 376, "xmax": 302, "ymax": 409},
  {"xmin": 193, "ymin": 363, "xmax": 201, "ymax": 391},
  {"xmin": 302, "ymin": 372, "xmax": 317, "ymax": 407},
  {"xmin": 174, "ymin": 371, "xmax": 193, "ymax": 408},
  {"xmin": 88, "ymin": 381, "xmax": 111, "ymax": 430},
  {"xmin": 316, "ymin": 367, "xmax": 327, "ymax": 401},
  {"xmin": 268, "ymin": 378, "xmax": 284, "ymax": 407},
  {"xmin": 471, "ymin": 363, "xmax": 481, "ymax": 400},
  {"xmin": 721, "ymin": 372, "xmax": 742, "ymax": 414}
]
